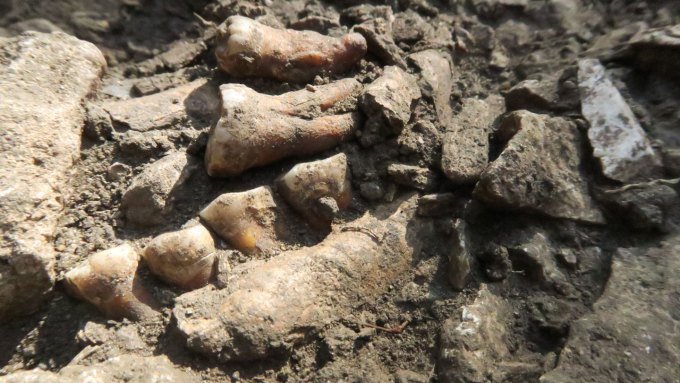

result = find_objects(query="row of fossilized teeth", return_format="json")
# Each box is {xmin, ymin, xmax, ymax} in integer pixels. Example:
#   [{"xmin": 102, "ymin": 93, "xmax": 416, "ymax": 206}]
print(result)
[{"xmin": 64, "ymin": 153, "xmax": 351, "ymax": 320}]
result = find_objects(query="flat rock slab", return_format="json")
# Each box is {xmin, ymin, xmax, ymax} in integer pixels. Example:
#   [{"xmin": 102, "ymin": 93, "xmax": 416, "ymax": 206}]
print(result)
[
  {"xmin": 441, "ymin": 95, "xmax": 505, "ymax": 184},
  {"xmin": 173, "ymin": 198, "xmax": 417, "ymax": 362},
  {"xmin": 474, "ymin": 111, "xmax": 604, "ymax": 224},
  {"xmin": 0, "ymin": 32, "xmax": 105, "ymax": 321},
  {"xmin": 407, "ymin": 49, "xmax": 453, "ymax": 125},
  {"xmin": 541, "ymin": 236, "xmax": 680, "ymax": 383},
  {"xmin": 102, "ymin": 79, "xmax": 220, "ymax": 132},
  {"xmin": 578, "ymin": 59, "xmax": 661, "ymax": 183},
  {"xmin": 362, "ymin": 65, "xmax": 421, "ymax": 132},
  {"xmin": 2, "ymin": 355, "xmax": 200, "ymax": 383}
]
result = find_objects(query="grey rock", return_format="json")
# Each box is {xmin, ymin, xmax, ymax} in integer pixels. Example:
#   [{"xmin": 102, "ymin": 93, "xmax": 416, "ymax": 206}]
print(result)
[
  {"xmin": 477, "ymin": 244, "xmax": 512, "ymax": 282},
  {"xmin": 505, "ymin": 77, "xmax": 559, "ymax": 112},
  {"xmin": 121, "ymin": 152, "xmax": 199, "ymax": 226},
  {"xmin": 397, "ymin": 120, "xmax": 441, "ymax": 166},
  {"xmin": 629, "ymin": 24, "xmax": 680, "ymax": 80},
  {"xmin": 596, "ymin": 183, "xmax": 678, "ymax": 232},
  {"xmin": 103, "ymin": 79, "xmax": 220, "ymax": 132},
  {"xmin": 661, "ymin": 147, "xmax": 680, "ymax": 177},
  {"xmin": 541, "ymin": 238, "xmax": 680, "ymax": 383},
  {"xmin": 361, "ymin": 66, "xmax": 421, "ymax": 134},
  {"xmin": 0, "ymin": 32, "xmax": 105, "ymax": 322},
  {"xmin": 408, "ymin": 50, "xmax": 454, "ymax": 125},
  {"xmin": 416, "ymin": 193, "xmax": 467, "ymax": 217},
  {"xmin": 360, "ymin": 181, "xmax": 385, "ymax": 201},
  {"xmin": 474, "ymin": 111, "xmax": 605, "ymax": 224},
  {"xmin": 6, "ymin": 18, "xmax": 63, "ymax": 34},
  {"xmin": 2, "ymin": 355, "xmax": 200, "ymax": 383},
  {"xmin": 387, "ymin": 163, "xmax": 438, "ymax": 191},
  {"xmin": 578, "ymin": 59, "xmax": 662, "ymax": 183},
  {"xmin": 441, "ymin": 95, "xmax": 505, "ymax": 184},
  {"xmin": 447, "ymin": 219, "xmax": 471, "ymax": 291},
  {"xmin": 439, "ymin": 285, "xmax": 542, "ymax": 383}
]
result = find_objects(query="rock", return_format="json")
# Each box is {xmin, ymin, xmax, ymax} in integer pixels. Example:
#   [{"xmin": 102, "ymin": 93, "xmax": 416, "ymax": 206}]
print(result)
[
  {"xmin": 64, "ymin": 244, "xmax": 158, "ymax": 321},
  {"xmin": 441, "ymin": 95, "xmax": 505, "ymax": 184},
  {"xmin": 360, "ymin": 181, "xmax": 385, "ymax": 201},
  {"xmin": 199, "ymin": 186, "xmax": 285, "ymax": 254},
  {"xmin": 596, "ymin": 183, "xmax": 678, "ymax": 232},
  {"xmin": 505, "ymin": 77, "xmax": 559, "ymax": 111},
  {"xmin": 84, "ymin": 103, "xmax": 113, "ymax": 142},
  {"xmin": 102, "ymin": 79, "xmax": 220, "ymax": 132},
  {"xmin": 528, "ymin": 295, "xmax": 579, "ymax": 338},
  {"xmin": 416, "ymin": 193, "xmax": 467, "ymax": 217},
  {"xmin": 290, "ymin": 16, "xmax": 342, "ymax": 35},
  {"xmin": 662, "ymin": 147, "xmax": 680, "ymax": 177},
  {"xmin": 134, "ymin": 39, "xmax": 207, "ymax": 76},
  {"xmin": 205, "ymin": 79, "xmax": 362, "ymax": 177},
  {"xmin": 447, "ymin": 219, "xmax": 472, "ymax": 291},
  {"xmin": 439, "ymin": 285, "xmax": 542, "ymax": 382},
  {"xmin": 1, "ymin": 355, "xmax": 200, "ymax": 383},
  {"xmin": 578, "ymin": 59, "xmax": 662, "ymax": 182},
  {"xmin": 629, "ymin": 24, "xmax": 680, "ymax": 80},
  {"xmin": 471, "ymin": 0, "xmax": 529, "ymax": 19},
  {"xmin": 143, "ymin": 224, "xmax": 216, "ymax": 290},
  {"xmin": 407, "ymin": 49, "xmax": 454, "ymax": 125},
  {"xmin": 121, "ymin": 152, "xmax": 199, "ymax": 227},
  {"xmin": 0, "ymin": 32, "xmax": 105, "ymax": 322},
  {"xmin": 353, "ymin": 23, "xmax": 407, "ymax": 69},
  {"xmin": 106, "ymin": 162, "xmax": 131, "ymax": 182},
  {"xmin": 6, "ymin": 18, "xmax": 63, "ymax": 34},
  {"xmin": 397, "ymin": 120, "xmax": 442, "ymax": 166},
  {"xmin": 507, "ymin": 232, "xmax": 574, "ymax": 296},
  {"xmin": 540, "ymin": 238, "xmax": 680, "ymax": 383},
  {"xmin": 361, "ymin": 66, "xmax": 421, "ymax": 134},
  {"xmin": 395, "ymin": 369, "xmax": 429, "ymax": 383},
  {"xmin": 474, "ymin": 111, "xmax": 605, "ymax": 224},
  {"xmin": 174, "ymin": 198, "xmax": 418, "ymax": 362},
  {"xmin": 392, "ymin": 10, "xmax": 431, "ymax": 44},
  {"xmin": 477, "ymin": 244, "xmax": 512, "ymax": 281},
  {"xmin": 276, "ymin": 153, "xmax": 352, "ymax": 228},
  {"xmin": 387, "ymin": 163, "xmax": 438, "ymax": 191}
]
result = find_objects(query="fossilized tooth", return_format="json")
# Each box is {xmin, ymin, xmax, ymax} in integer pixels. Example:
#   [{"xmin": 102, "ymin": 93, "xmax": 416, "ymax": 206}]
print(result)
[
  {"xmin": 276, "ymin": 153, "xmax": 352, "ymax": 228},
  {"xmin": 205, "ymin": 78, "xmax": 362, "ymax": 177},
  {"xmin": 215, "ymin": 15, "xmax": 367, "ymax": 83},
  {"xmin": 199, "ymin": 186, "xmax": 283, "ymax": 253},
  {"xmin": 64, "ymin": 244, "xmax": 158, "ymax": 321},
  {"xmin": 142, "ymin": 224, "xmax": 216, "ymax": 290}
]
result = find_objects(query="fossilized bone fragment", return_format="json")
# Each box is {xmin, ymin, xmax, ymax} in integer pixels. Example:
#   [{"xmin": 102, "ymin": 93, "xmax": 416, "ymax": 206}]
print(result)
[
  {"xmin": 205, "ymin": 79, "xmax": 362, "ymax": 177},
  {"xmin": 142, "ymin": 224, "xmax": 216, "ymax": 290},
  {"xmin": 174, "ymin": 197, "xmax": 418, "ymax": 362},
  {"xmin": 64, "ymin": 244, "xmax": 158, "ymax": 321},
  {"xmin": 199, "ymin": 186, "xmax": 286, "ymax": 253},
  {"xmin": 276, "ymin": 153, "xmax": 352, "ymax": 228},
  {"xmin": 215, "ymin": 16, "xmax": 367, "ymax": 83}
]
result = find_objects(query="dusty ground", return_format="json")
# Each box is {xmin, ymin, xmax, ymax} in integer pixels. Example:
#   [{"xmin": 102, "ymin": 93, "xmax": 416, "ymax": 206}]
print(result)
[{"xmin": 1, "ymin": 0, "xmax": 680, "ymax": 382}]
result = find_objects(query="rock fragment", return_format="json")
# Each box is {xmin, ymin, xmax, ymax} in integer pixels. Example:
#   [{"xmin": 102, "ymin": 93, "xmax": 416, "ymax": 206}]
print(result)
[
  {"xmin": 596, "ymin": 183, "xmax": 678, "ymax": 232},
  {"xmin": 361, "ymin": 66, "xmax": 421, "ymax": 133},
  {"xmin": 416, "ymin": 193, "xmax": 467, "ymax": 217},
  {"xmin": 505, "ymin": 77, "xmax": 559, "ymax": 111},
  {"xmin": 408, "ymin": 49, "xmax": 454, "ymax": 124},
  {"xmin": 578, "ymin": 59, "xmax": 662, "ymax": 182},
  {"xmin": 439, "ymin": 285, "xmax": 542, "ymax": 382},
  {"xmin": 205, "ymin": 79, "xmax": 362, "ymax": 177},
  {"xmin": 629, "ymin": 24, "xmax": 680, "ymax": 79},
  {"xmin": 441, "ymin": 95, "xmax": 505, "ymax": 184},
  {"xmin": 2, "ymin": 355, "xmax": 200, "ymax": 383},
  {"xmin": 474, "ymin": 111, "xmax": 604, "ymax": 224},
  {"xmin": 215, "ymin": 16, "xmax": 367, "ymax": 83},
  {"xmin": 541, "ymin": 238, "xmax": 680, "ymax": 383},
  {"xmin": 507, "ymin": 232, "xmax": 573, "ymax": 295},
  {"xmin": 447, "ymin": 219, "xmax": 472, "ymax": 291},
  {"xmin": 277, "ymin": 153, "xmax": 352, "ymax": 228},
  {"xmin": 387, "ymin": 164, "xmax": 438, "ymax": 191},
  {"xmin": 64, "ymin": 244, "xmax": 158, "ymax": 321},
  {"xmin": 121, "ymin": 152, "xmax": 199, "ymax": 227},
  {"xmin": 143, "ymin": 224, "xmax": 216, "ymax": 290},
  {"xmin": 199, "ymin": 186, "xmax": 285, "ymax": 253},
  {"xmin": 174, "ymin": 198, "xmax": 418, "ymax": 362},
  {"xmin": 102, "ymin": 79, "xmax": 220, "ymax": 132},
  {"xmin": 0, "ymin": 32, "xmax": 105, "ymax": 321}
]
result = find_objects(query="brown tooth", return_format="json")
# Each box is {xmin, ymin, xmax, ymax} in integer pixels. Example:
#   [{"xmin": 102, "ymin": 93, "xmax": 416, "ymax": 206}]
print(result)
[
  {"xmin": 215, "ymin": 16, "xmax": 367, "ymax": 83},
  {"xmin": 205, "ymin": 79, "xmax": 362, "ymax": 177},
  {"xmin": 64, "ymin": 244, "xmax": 158, "ymax": 321},
  {"xmin": 143, "ymin": 224, "xmax": 216, "ymax": 290}
]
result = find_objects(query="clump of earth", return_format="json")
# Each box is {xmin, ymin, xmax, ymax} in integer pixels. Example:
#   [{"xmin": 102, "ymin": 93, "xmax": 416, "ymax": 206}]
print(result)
[{"xmin": 1, "ymin": 0, "xmax": 680, "ymax": 382}]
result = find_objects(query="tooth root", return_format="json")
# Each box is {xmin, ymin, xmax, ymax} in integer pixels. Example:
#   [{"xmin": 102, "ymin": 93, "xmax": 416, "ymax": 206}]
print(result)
[
  {"xmin": 205, "ymin": 79, "xmax": 362, "ymax": 177},
  {"xmin": 142, "ymin": 224, "xmax": 216, "ymax": 290},
  {"xmin": 199, "ymin": 186, "xmax": 283, "ymax": 253},
  {"xmin": 276, "ymin": 153, "xmax": 352, "ymax": 228},
  {"xmin": 64, "ymin": 244, "xmax": 158, "ymax": 321},
  {"xmin": 216, "ymin": 16, "xmax": 366, "ymax": 83}
]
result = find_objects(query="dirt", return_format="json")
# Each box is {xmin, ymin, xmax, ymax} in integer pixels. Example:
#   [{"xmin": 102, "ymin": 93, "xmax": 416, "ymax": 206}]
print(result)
[{"xmin": 1, "ymin": 0, "xmax": 680, "ymax": 382}]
